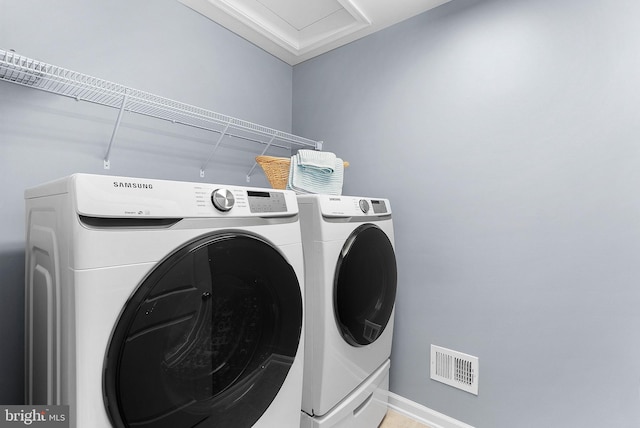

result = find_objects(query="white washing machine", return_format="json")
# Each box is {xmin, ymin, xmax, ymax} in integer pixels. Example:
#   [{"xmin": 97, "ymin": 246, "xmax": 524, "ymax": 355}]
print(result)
[
  {"xmin": 25, "ymin": 173, "xmax": 305, "ymax": 428},
  {"xmin": 296, "ymin": 195, "xmax": 397, "ymax": 428}
]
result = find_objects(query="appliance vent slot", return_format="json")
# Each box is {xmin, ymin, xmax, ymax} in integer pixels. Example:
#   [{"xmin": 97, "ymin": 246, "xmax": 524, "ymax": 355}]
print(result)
[
  {"xmin": 430, "ymin": 345, "xmax": 478, "ymax": 395},
  {"xmin": 79, "ymin": 215, "xmax": 181, "ymax": 229}
]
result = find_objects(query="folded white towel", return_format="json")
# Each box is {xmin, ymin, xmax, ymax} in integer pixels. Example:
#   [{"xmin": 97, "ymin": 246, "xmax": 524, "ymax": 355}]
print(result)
[
  {"xmin": 296, "ymin": 149, "xmax": 337, "ymax": 173},
  {"xmin": 287, "ymin": 153, "xmax": 344, "ymax": 195}
]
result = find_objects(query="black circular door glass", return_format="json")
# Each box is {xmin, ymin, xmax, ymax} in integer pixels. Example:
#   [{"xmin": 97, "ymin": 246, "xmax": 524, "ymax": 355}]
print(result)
[
  {"xmin": 103, "ymin": 232, "xmax": 302, "ymax": 428},
  {"xmin": 334, "ymin": 224, "xmax": 397, "ymax": 347}
]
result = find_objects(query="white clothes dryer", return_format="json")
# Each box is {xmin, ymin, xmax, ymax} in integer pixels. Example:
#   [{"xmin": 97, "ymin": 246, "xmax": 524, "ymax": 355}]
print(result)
[
  {"xmin": 25, "ymin": 173, "xmax": 305, "ymax": 428},
  {"xmin": 297, "ymin": 195, "xmax": 397, "ymax": 428}
]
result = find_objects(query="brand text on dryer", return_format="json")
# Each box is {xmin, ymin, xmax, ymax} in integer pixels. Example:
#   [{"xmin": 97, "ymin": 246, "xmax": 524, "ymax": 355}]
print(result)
[{"xmin": 113, "ymin": 182, "xmax": 153, "ymax": 189}]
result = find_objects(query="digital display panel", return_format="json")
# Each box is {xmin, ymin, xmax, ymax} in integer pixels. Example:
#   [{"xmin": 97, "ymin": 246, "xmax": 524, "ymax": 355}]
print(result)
[
  {"xmin": 371, "ymin": 200, "xmax": 387, "ymax": 214},
  {"xmin": 247, "ymin": 191, "xmax": 287, "ymax": 213},
  {"xmin": 247, "ymin": 191, "xmax": 271, "ymax": 198}
]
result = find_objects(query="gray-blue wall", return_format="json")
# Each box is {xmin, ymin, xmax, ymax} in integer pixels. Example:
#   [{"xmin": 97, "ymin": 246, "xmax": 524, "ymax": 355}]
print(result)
[
  {"xmin": 0, "ymin": 0, "xmax": 292, "ymax": 404},
  {"xmin": 293, "ymin": 0, "xmax": 640, "ymax": 426}
]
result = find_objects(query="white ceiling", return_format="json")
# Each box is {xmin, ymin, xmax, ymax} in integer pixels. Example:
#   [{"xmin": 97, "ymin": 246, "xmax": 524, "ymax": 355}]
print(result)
[{"xmin": 179, "ymin": 0, "xmax": 452, "ymax": 65}]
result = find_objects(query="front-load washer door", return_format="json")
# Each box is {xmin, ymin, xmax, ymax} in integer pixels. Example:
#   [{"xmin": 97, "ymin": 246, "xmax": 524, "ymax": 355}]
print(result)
[
  {"xmin": 103, "ymin": 232, "xmax": 303, "ymax": 428},
  {"xmin": 334, "ymin": 224, "xmax": 397, "ymax": 347}
]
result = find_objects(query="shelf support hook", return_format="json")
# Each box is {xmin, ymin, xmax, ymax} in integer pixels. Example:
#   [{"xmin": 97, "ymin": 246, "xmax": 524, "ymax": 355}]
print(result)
[
  {"xmin": 104, "ymin": 91, "xmax": 129, "ymax": 169},
  {"xmin": 200, "ymin": 121, "xmax": 232, "ymax": 178}
]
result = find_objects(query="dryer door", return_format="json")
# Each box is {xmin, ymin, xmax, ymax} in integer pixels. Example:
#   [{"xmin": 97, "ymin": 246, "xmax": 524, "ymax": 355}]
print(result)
[
  {"xmin": 334, "ymin": 224, "xmax": 397, "ymax": 347},
  {"xmin": 104, "ymin": 232, "xmax": 302, "ymax": 428}
]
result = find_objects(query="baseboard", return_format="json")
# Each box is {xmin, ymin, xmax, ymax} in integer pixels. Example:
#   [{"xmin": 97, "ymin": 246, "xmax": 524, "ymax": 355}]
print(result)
[{"xmin": 386, "ymin": 392, "xmax": 475, "ymax": 428}]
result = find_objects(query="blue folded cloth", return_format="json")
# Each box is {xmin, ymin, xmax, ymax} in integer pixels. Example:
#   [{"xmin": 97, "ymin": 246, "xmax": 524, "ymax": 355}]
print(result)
[
  {"xmin": 287, "ymin": 151, "xmax": 344, "ymax": 195},
  {"xmin": 296, "ymin": 149, "xmax": 336, "ymax": 173}
]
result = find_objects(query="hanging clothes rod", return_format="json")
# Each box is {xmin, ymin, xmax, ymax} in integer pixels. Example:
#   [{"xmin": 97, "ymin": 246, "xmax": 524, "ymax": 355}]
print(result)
[{"xmin": 0, "ymin": 48, "xmax": 321, "ymax": 176}]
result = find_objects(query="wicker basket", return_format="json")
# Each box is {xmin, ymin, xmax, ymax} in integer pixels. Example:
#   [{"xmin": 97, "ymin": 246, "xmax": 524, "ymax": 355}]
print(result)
[{"xmin": 255, "ymin": 155, "xmax": 349, "ymax": 190}]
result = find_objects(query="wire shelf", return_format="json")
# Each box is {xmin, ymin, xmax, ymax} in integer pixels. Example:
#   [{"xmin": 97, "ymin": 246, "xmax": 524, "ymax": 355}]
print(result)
[{"xmin": 0, "ymin": 48, "xmax": 321, "ymax": 178}]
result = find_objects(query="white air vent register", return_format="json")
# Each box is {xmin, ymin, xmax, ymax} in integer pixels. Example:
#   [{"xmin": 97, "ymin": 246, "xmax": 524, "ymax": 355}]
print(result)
[{"xmin": 430, "ymin": 345, "xmax": 479, "ymax": 395}]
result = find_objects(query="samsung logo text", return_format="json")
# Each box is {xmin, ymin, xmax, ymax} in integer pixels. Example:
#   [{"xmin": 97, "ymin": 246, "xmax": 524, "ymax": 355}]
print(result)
[{"xmin": 113, "ymin": 181, "xmax": 154, "ymax": 190}]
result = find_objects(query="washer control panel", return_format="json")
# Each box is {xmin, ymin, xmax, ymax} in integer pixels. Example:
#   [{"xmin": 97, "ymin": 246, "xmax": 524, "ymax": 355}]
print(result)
[
  {"xmin": 208, "ymin": 189, "xmax": 288, "ymax": 213},
  {"xmin": 247, "ymin": 190, "xmax": 288, "ymax": 213},
  {"xmin": 68, "ymin": 174, "xmax": 298, "ymax": 218}
]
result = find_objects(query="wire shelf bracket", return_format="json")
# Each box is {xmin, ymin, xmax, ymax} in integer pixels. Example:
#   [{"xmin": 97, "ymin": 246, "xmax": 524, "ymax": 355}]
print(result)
[
  {"xmin": 200, "ymin": 121, "xmax": 231, "ymax": 178},
  {"xmin": 246, "ymin": 135, "xmax": 277, "ymax": 183},
  {"xmin": 104, "ymin": 91, "xmax": 129, "ymax": 170},
  {"xmin": 0, "ymin": 48, "xmax": 322, "ymax": 175}
]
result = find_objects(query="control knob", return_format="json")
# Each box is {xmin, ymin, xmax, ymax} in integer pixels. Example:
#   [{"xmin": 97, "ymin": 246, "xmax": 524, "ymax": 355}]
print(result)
[
  {"xmin": 359, "ymin": 199, "xmax": 370, "ymax": 213},
  {"xmin": 211, "ymin": 188, "xmax": 235, "ymax": 212}
]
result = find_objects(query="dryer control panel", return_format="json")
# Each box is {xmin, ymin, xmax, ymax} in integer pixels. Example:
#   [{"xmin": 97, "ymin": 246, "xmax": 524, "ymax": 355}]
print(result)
[{"xmin": 298, "ymin": 194, "xmax": 391, "ymax": 218}]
